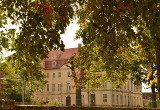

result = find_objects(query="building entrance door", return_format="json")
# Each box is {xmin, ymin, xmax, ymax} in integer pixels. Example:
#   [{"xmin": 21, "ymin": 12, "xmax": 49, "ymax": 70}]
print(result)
[
  {"xmin": 66, "ymin": 96, "xmax": 71, "ymax": 106},
  {"xmin": 90, "ymin": 94, "xmax": 95, "ymax": 106}
]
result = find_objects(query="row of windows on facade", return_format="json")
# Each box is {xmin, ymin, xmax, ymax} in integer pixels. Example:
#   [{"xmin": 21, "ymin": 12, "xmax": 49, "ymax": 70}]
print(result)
[
  {"xmin": 103, "ymin": 94, "xmax": 141, "ymax": 105},
  {"xmin": 45, "ymin": 82, "xmax": 141, "ymax": 93},
  {"xmin": 46, "ymin": 72, "xmax": 71, "ymax": 78},
  {"xmin": 112, "ymin": 94, "xmax": 142, "ymax": 106},
  {"xmin": 122, "ymin": 81, "xmax": 142, "ymax": 92},
  {"xmin": 102, "ymin": 82, "xmax": 141, "ymax": 92},
  {"xmin": 100, "ymin": 94, "xmax": 142, "ymax": 106},
  {"xmin": 45, "ymin": 72, "xmax": 141, "ymax": 92},
  {"xmin": 46, "ymin": 83, "xmax": 71, "ymax": 92}
]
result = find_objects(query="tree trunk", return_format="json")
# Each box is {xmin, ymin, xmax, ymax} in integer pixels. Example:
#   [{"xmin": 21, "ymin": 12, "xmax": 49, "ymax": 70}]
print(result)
[
  {"xmin": 76, "ymin": 87, "xmax": 82, "ymax": 106},
  {"xmin": 156, "ymin": 40, "xmax": 160, "ymax": 99},
  {"xmin": 151, "ymin": 63, "xmax": 157, "ymax": 108},
  {"xmin": 156, "ymin": 19, "xmax": 160, "ymax": 99},
  {"xmin": 151, "ymin": 83, "xmax": 157, "ymax": 108}
]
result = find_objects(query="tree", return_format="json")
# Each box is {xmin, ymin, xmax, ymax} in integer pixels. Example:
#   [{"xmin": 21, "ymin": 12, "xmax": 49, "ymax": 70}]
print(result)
[
  {"xmin": 0, "ymin": 60, "xmax": 22, "ymax": 101},
  {"xmin": 75, "ymin": 0, "xmax": 160, "ymax": 97},
  {"xmin": 1, "ymin": 0, "xmax": 160, "ymax": 105},
  {"xmin": 66, "ymin": 56, "xmax": 86, "ymax": 106},
  {"xmin": 0, "ymin": 59, "xmax": 46, "ymax": 103},
  {"xmin": 0, "ymin": 0, "xmax": 76, "ymax": 82}
]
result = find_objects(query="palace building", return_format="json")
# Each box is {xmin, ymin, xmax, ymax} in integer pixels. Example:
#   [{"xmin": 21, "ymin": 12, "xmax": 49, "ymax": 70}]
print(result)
[{"xmin": 33, "ymin": 44, "xmax": 143, "ymax": 107}]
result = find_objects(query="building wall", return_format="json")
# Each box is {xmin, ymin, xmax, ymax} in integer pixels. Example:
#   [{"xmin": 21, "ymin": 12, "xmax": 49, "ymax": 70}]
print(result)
[
  {"xmin": 80, "ymin": 81, "xmax": 142, "ymax": 107},
  {"xmin": 34, "ymin": 65, "xmax": 143, "ymax": 107},
  {"xmin": 34, "ymin": 64, "xmax": 77, "ymax": 105}
]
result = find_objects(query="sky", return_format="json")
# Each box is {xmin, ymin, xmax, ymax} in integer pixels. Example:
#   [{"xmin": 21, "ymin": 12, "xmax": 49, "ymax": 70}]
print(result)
[
  {"xmin": 61, "ymin": 20, "xmax": 82, "ymax": 49},
  {"xmin": 1, "ymin": 20, "xmax": 151, "ymax": 92}
]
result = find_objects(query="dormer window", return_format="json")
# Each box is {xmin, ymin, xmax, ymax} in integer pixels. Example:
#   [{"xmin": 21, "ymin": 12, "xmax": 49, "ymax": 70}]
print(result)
[{"xmin": 52, "ymin": 61, "xmax": 57, "ymax": 67}]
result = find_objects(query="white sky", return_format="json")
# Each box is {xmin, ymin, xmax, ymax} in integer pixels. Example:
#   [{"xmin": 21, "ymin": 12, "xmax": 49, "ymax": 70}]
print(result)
[
  {"xmin": 61, "ymin": 20, "xmax": 82, "ymax": 49},
  {"xmin": 142, "ymin": 83, "xmax": 151, "ymax": 92}
]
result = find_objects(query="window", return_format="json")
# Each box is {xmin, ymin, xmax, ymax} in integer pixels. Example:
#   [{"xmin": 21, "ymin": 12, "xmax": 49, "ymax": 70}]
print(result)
[
  {"xmin": 81, "ymin": 95, "xmax": 84, "ymax": 105},
  {"xmin": 52, "ymin": 61, "xmax": 57, "ymax": 67},
  {"xmin": 67, "ymin": 83, "xmax": 71, "ymax": 91},
  {"xmin": 120, "ymin": 95, "xmax": 123, "ymax": 104},
  {"xmin": 52, "ymin": 84, "xmax": 55, "ymax": 91},
  {"xmin": 58, "ymin": 84, "xmax": 62, "ymax": 91},
  {"xmin": 47, "ymin": 84, "xmax": 49, "ymax": 92},
  {"xmin": 124, "ymin": 95, "xmax": 126, "ymax": 105},
  {"xmin": 67, "ymin": 71, "xmax": 70, "ymax": 77},
  {"xmin": 134, "ymin": 97, "xmax": 136, "ymax": 106},
  {"xmin": 112, "ymin": 94, "xmax": 114, "ymax": 104},
  {"xmin": 131, "ymin": 96, "xmax": 133, "ymax": 106},
  {"xmin": 103, "ymin": 94, "xmax": 107, "ymax": 102},
  {"xmin": 53, "ymin": 73, "xmax": 55, "ymax": 78},
  {"xmin": 58, "ymin": 72, "xmax": 61, "ymax": 78},
  {"xmin": 47, "ymin": 73, "xmax": 49, "ymax": 78},
  {"xmin": 127, "ymin": 81, "xmax": 129, "ymax": 90},
  {"xmin": 116, "ymin": 95, "xmax": 119, "ymax": 104},
  {"xmin": 102, "ymin": 82, "xmax": 107, "ymax": 88}
]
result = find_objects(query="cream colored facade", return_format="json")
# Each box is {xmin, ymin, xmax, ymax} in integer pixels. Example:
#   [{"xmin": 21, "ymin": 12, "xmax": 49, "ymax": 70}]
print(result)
[
  {"xmin": 81, "ymin": 81, "xmax": 143, "ymax": 107},
  {"xmin": 34, "ymin": 63, "xmax": 143, "ymax": 107}
]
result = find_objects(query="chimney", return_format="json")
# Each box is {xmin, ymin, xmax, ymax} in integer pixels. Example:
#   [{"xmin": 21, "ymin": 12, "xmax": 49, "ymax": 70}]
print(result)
[{"xmin": 78, "ymin": 43, "xmax": 82, "ymax": 49}]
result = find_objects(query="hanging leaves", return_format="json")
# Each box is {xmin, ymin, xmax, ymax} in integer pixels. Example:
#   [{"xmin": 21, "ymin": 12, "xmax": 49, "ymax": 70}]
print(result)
[
  {"xmin": 0, "ymin": 0, "xmax": 76, "ymax": 81},
  {"xmin": 75, "ymin": 0, "xmax": 160, "ymax": 88}
]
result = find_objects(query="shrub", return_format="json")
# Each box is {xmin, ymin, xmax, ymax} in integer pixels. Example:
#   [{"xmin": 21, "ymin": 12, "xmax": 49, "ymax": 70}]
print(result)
[
  {"xmin": 48, "ymin": 99, "xmax": 61, "ymax": 106},
  {"xmin": 33, "ymin": 99, "xmax": 44, "ymax": 105},
  {"xmin": 145, "ymin": 100, "xmax": 152, "ymax": 107}
]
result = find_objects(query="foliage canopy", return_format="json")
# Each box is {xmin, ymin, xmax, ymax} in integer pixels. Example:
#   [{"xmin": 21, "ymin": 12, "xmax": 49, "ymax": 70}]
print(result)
[{"xmin": 0, "ymin": 0, "xmax": 160, "ymax": 92}]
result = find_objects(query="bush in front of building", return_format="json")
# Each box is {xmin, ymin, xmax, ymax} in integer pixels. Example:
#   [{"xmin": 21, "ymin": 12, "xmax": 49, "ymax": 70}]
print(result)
[
  {"xmin": 145, "ymin": 99, "xmax": 160, "ymax": 108},
  {"xmin": 145, "ymin": 100, "xmax": 152, "ymax": 107},
  {"xmin": 157, "ymin": 99, "xmax": 160, "ymax": 108},
  {"xmin": 33, "ymin": 99, "xmax": 44, "ymax": 105},
  {"xmin": 48, "ymin": 99, "xmax": 61, "ymax": 106},
  {"xmin": 33, "ymin": 99, "xmax": 61, "ymax": 106}
]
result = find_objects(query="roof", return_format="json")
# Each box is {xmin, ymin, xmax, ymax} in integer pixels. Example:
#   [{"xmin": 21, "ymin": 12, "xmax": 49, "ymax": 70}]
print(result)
[
  {"xmin": 45, "ymin": 48, "xmax": 78, "ymax": 61},
  {"xmin": 43, "ymin": 48, "xmax": 79, "ymax": 70}
]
